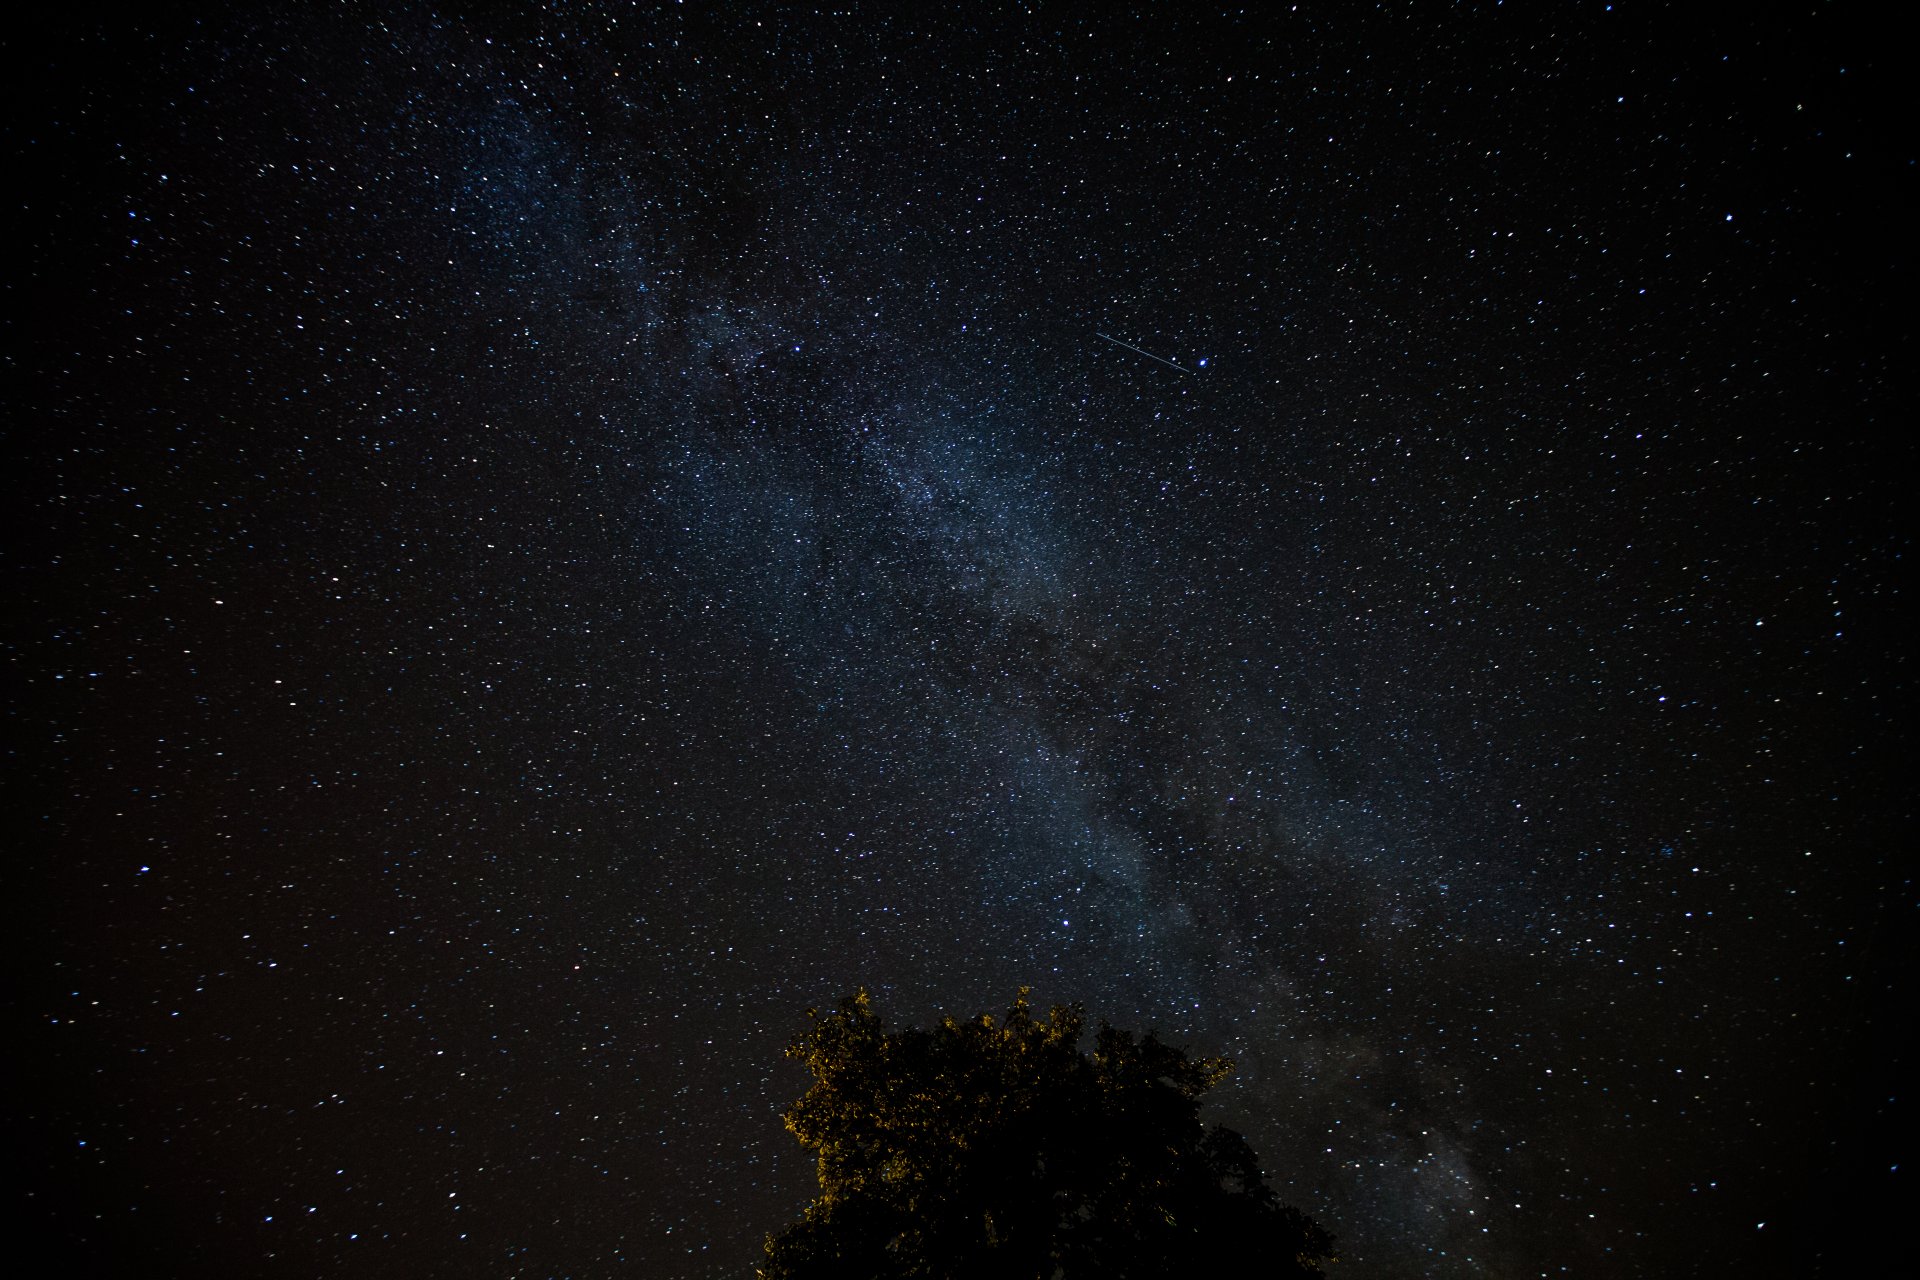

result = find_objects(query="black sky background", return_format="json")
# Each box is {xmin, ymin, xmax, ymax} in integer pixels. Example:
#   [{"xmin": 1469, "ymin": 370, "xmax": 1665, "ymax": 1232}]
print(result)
[{"xmin": 10, "ymin": 3, "xmax": 1910, "ymax": 1277}]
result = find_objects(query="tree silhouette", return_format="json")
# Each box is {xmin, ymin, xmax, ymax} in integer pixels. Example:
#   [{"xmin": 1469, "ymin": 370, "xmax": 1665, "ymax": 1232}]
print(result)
[{"xmin": 761, "ymin": 989, "xmax": 1334, "ymax": 1279}]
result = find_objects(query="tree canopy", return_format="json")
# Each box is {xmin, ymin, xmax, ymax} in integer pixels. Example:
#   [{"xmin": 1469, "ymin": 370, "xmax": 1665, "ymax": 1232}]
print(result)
[{"xmin": 761, "ymin": 989, "xmax": 1334, "ymax": 1279}]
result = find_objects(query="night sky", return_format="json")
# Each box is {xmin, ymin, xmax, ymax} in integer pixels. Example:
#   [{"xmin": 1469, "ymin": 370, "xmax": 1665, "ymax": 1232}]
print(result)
[{"xmin": 12, "ymin": 4, "xmax": 1910, "ymax": 1277}]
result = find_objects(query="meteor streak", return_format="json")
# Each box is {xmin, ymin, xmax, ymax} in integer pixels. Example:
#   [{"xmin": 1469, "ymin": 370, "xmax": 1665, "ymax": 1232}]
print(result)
[{"xmin": 1095, "ymin": 331, "xmax": 1191, "ymax": 373}]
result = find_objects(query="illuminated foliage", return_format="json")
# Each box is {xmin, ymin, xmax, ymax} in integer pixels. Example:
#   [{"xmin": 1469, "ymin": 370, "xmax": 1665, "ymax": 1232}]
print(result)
[{"xmin": 762, "ymin": 989, "xmax": 1334, "ymax": 1279}]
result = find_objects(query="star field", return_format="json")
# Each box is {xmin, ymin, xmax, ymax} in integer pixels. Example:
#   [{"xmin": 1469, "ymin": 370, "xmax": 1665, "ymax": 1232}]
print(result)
[{"xmin": 12, "ymin": 4, "xmax": 1909, "ymax": 1277}]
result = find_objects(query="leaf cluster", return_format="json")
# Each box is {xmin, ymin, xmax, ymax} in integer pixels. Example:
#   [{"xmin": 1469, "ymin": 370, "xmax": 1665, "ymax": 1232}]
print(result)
[{"xmin": 763, "ymin": 989, "xmax": 1334, "ymax": 1279}]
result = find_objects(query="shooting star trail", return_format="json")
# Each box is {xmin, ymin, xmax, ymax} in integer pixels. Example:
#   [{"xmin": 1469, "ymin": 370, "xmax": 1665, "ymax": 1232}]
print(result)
[{"xmin": 1095, "ymin": 332, "xmax": 1191, "ymax": 373}]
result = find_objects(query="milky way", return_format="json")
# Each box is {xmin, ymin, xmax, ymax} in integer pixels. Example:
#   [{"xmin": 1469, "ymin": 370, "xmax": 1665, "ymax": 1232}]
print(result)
[{"xmin": 15, "ymin": 6, "xmax": 1907, "ymax": 1277}]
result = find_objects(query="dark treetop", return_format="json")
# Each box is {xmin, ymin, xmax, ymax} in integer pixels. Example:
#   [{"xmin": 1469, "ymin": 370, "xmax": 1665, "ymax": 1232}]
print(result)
[{"xmin": 765, "ymin": 990, "xmax": 1332, "ymax": 1279}]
